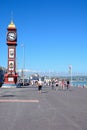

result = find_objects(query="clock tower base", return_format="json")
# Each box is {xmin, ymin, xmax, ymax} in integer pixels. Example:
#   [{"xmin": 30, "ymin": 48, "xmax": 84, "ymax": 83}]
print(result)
[
  {"xmin": 2, "ymin": 84, "xmax": 17, "ymax": 88},
  {"xmin": 2, "ymin": 73, "xmax": 18, "ymax": 88}
]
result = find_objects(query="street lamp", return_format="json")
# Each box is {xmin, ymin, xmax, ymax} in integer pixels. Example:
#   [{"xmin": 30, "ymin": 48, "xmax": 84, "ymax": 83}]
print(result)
[
  {"xmin": 69, "ymin": 65, "xmax": 72, "ymax": 86},
  {"xmin": 21, "ymin": 44, "xmax": 25, "ymax": 86}
]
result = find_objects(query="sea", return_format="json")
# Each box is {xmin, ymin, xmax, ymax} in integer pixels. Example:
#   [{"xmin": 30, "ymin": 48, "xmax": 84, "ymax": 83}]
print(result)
[{"xmin": 72, "ymin": 81, "xmax": 87, "ymax": 87}]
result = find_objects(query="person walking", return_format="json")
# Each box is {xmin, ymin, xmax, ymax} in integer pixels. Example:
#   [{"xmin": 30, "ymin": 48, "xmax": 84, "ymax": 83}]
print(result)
[
  {"xmin": 51, "ymin": 80, "xmax": 55, "ymax": 90},
  {"xmin": 55, "ymin": 80, "xmax": 59, "ymax": 91},
  {"xmin": 67, "ymin": 80, "xmax": 70, "ymax": 89},
  {"xmin": 61, "ymin": 79, "xmax": 64, "ymax": 90},
  {"xmin": 37, "ymin": 80, "xmax": 43, "ymax": 93}
]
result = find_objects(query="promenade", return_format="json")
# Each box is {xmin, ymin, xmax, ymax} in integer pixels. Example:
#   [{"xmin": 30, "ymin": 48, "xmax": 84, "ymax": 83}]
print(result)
[{"xmin": 0, "ymin": 86, "xmax": 87, "ymax": 130}]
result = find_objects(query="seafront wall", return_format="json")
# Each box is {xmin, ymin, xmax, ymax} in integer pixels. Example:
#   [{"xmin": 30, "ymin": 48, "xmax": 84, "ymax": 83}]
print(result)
[{"xmin": 72, "ymin": 81, "xmax": 87, "ymax": 88}]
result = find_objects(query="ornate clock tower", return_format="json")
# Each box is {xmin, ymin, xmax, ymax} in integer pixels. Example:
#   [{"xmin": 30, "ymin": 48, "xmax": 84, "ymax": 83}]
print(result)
[{"xmin": 2, "ymin": 21, "xmax": 18, "ymax": 88}]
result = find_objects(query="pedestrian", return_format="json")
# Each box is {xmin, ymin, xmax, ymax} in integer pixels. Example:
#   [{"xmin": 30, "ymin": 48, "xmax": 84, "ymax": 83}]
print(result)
[
  {"xmin": 37, "ymin": 80, "xmax": 43, "ymax": 93},
  {"xmin": 67, "ymin": 80, "xmax": 70, "ymax": 89},
  {"xmin": 51, "ymin": 80, "xmax": 55, "ymax": 90},
  {"xmin": 55, "ymin": 80, "xmax": 59, "ymax": 91},
  {"xmin": 61, "ymin": 80, "xmax": 64, "ymax": 90}
]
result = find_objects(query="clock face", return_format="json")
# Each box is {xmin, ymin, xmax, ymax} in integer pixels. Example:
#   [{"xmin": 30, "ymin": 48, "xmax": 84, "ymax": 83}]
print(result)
[{"xmin": 7, "ymin": 32, "xmax": 16, "ymax": 41}]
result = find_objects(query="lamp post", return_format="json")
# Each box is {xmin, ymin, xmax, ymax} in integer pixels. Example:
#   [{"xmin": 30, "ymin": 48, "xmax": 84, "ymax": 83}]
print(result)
[
  {"xmin": 21, "ymin": 44, "xmax": 25, "ymax": 86},
  {"xmin": 69, "ymin": 65, "xmax": 72, "ymax": 86}
]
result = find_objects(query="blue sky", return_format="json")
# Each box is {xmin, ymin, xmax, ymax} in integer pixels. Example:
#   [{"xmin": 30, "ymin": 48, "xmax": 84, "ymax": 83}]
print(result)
[{"xmin": 0, "ymin": 0, "xmax": 87, "ymax": 74}]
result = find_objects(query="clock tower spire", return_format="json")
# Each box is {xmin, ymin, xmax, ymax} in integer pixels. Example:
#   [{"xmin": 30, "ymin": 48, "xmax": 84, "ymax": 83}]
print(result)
[{"xmin": 2, "ymin": 20, "xmax": 18, "ymax": 88}]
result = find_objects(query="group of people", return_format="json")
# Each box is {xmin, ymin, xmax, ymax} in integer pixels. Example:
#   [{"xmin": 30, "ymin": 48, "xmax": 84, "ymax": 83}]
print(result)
[
  {"xmin": 35, "ymin": 79, "xmax": 70, "ymax": 93},
  {"xmin": 52, "ymin": 79, "xmax": 70, "ymax": 90}
]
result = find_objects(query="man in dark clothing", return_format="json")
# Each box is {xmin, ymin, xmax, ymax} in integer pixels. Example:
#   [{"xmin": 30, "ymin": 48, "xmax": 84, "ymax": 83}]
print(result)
[{"xmin": 67, "ymin": 80, "xmax": 70, "ymax": 89}]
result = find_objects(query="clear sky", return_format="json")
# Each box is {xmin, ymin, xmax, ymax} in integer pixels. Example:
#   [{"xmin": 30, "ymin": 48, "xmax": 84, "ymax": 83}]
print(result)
[{"xmin": 0, "ymin": 0, "xmax": 87, "ymax": 74}]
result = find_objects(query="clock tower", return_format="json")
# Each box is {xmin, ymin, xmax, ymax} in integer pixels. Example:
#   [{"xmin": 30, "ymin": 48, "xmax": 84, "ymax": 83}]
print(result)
[{"xmin": 2, "ymin": 21, "xmax": 18, "ymax": 88}]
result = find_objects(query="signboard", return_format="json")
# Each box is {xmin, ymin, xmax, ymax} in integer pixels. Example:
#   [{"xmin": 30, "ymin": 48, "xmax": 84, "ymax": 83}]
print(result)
[{"xmin": 8, "ymin": 77, "xmax": 14, "ymax": 82}]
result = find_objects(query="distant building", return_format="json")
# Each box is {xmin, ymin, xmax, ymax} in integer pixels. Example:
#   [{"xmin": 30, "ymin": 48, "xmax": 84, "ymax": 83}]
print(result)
[{"xmin": 0, "ymin": 66, "xmax": 6, "ymax": 87}]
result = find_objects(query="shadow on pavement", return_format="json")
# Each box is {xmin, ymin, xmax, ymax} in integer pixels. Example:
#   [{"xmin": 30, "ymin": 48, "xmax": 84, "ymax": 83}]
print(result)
[{"xmin": 1, "ymin": 95, "xmax": 15, "ymax": 97}]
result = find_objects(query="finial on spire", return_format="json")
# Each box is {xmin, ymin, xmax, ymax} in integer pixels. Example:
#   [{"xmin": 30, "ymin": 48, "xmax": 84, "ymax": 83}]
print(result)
[
  {"xmin": 11, "ymin": 11, "xmax": 13, "ymax": 23},
  {"xmin": 8, "ymin": 11, "xmax": 16, "ymax": 28}
]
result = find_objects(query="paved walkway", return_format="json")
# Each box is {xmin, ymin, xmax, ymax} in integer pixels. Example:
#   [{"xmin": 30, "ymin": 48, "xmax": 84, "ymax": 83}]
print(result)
[{"xmin": 0, "ymin": 86, "xmax": 87, "ymax": 130}]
